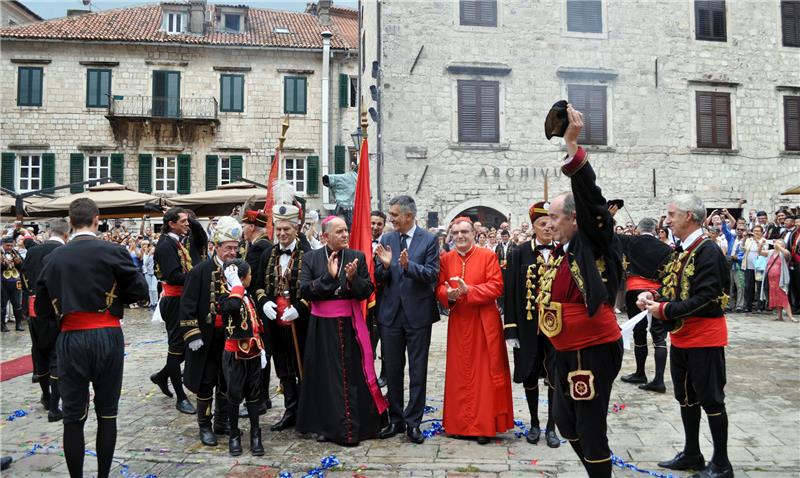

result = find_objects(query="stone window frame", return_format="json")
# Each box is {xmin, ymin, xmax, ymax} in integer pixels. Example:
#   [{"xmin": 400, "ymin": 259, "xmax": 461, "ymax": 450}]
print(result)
[
  {"xmin": 780, "ymin": 1, "xmax": 800, "ymax": 48},
  {"xmin": 153, "ymin": 155, "xmax": 178, "ymax": 193},
  {"xmin": 557, "ymin": 68, "xmax": 617, "ymax": 149},
  {"xmin": 457, "ymin": 0, "xmax": 499, "ymax": 28},
  {"xmin": 86, "ymin": 68, "xmax": 112, "ymax": 109},
  {"xmin": 284, "ymin": 156, "xmax": 307, "ymax": 196},
  {"xmin": 283, "ymin": 75, "xmax": 308, "ymax": 115},
  {"xmin": 219, "ymin": 74, "xmax": 245, "ymax": 113},
  {"xmin": 17, "ymin": 66, "xmax": 43, "ymax": 107},
  {"xmin": 349, "ymin": 76, "xmax": 358, "ymax": 108},
  {"xmin": 693, "ymin": 1, "xmax": 727, "ymax": 42},
  {"xmin": 688, "ymin": 1, "xmax": 731, "ymax": 47},
  {"xmin": 87, "ymin": 155, "xmax": 111, "ymax": 183},
  {"xmin": 163, "ymin": 11, "xmax": 187, "ymax": 35},
  {"xmin": 688, "ymin": 82, "xmax": 739, "ymax": 154},
  {"xmin": 566, "ymin": 84, "xmax": 609, "ymax": 146},
  {"xmin": 18, "ymin": 153, "xmax": 42, "ymax": 193},
  {"xmin": 562, "ymin": 0, "xmax": 608, "ymax": 40},
  {"xmin": 777, "ymin": 87, "xmax": 800, "ymax": 153}
]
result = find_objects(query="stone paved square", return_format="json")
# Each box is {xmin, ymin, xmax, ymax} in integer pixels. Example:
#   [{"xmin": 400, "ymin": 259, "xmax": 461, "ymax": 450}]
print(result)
[{"xmin": 1, "ymin": 310, "xmax": 798, "ymax": 477}]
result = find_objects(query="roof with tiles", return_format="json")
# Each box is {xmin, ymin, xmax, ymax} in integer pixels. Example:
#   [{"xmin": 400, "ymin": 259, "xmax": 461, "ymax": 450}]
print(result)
[{"xmin": 0, "ymin": 2, "xmax": 357, "ymax": 50}]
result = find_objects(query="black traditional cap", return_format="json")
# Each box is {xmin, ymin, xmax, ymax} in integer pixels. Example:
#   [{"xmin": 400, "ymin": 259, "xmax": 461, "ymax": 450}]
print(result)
[
  {"xmin": 607, "ymin": 199, "xmax": 625, "ymax": 209},
  {"xmin": 1, "ymin": 237, "xmax": 14, "ymax": 244},
  {"xmin": 544, "ymin": 100, "xmax": 569, "ymax": 140}
]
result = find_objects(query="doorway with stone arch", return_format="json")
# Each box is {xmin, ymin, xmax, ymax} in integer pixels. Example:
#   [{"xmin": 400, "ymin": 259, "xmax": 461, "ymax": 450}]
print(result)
[{"xmin": 444, "ymin": 198, "xmax": 510, "ymax": 230}]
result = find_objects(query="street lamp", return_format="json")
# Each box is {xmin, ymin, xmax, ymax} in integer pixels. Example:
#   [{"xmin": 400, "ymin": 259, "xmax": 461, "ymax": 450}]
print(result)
[{"xmin": 350, "ymin": 127, "xmax": 363, "ymax": 153}]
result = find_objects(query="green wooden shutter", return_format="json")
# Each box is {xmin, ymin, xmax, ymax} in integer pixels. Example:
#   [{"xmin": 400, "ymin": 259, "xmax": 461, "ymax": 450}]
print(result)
[
  {"xmin": 177, "ymin": 154, "xmax": 191, "ymax": 194},
  {"xmin": 306, "ymin": 155, "xmax": 319, "ymax": 195},
  {"xmin": 230, "ymin": 155, "xmax": 243, "ymax": 182},
  {"xmin": 41, "ymin": 153, "xmax": 55, "ymax": 190},
  {"xmin": 110, "ymin": 153, "xmax": 124, "ymax": 185},
  {"xmin": 138, "ymin": 154, "xmax": 152, "ymax": 193},
  {"xmin": 1, "ymin": 152, "xmax": 15, "ymax": 192},
  {"xmin": 334, "ymin": 145, "xmax": 346, "ymax": 174},
  {"xmin": 339, "ymin": 73, "xmax": 348, "ymax": 108},
  {"xmin": 205, "ymin": 154, "xmax": 218, "ymax": 191},
  {"xmin": 69, "ymin": 153, "xmax": 84, "ymax": 193}
]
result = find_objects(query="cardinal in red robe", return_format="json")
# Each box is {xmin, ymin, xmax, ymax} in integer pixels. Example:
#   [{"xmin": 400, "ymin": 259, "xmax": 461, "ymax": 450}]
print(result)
[{"xmin": 436, "ymin": 217, "xmax": 514, "ymax": 444}]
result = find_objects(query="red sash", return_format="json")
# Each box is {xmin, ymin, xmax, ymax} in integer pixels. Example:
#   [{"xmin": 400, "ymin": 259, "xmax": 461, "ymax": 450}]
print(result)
[
  {"xmin": 626, "ymin": 275, "xmax": 661, "ymax": 292},
  {"xmin": 28, "ymin": 294, "xmax": 36, "ymax": 318},
  {"xmin": 670, "ymin": 316, "xmax": 727, "ymax": 348},
  {"xmin": 61, "ymin": 311, "xmax": 121, "ymax": 332},
  {"xmin": 548, "ymin": 303, "xmax": 622, "ymax": 352},
  {"xmin": 161, "ymin": 284, "xmax": 183, "ymax": 297}
]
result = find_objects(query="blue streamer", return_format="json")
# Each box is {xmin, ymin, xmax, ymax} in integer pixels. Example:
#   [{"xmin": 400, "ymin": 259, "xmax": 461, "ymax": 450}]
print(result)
[
  {"xmin": 423, "ymin": 405, "xmax": 439, "ymax": 414},
  {"xmin": 6, "ymin": 409, "xmax": 27, "ymax": 421},
  {"xmin": 421, "ymin": 421, "xmax": 445, "ymax": 438},
  {"xmin": 612, "ymin": 455, "xmax": 675, "ymax": 478},
  {"xmin": 279, "ymin": 454, "xmax": 340, "ymax": 478}
]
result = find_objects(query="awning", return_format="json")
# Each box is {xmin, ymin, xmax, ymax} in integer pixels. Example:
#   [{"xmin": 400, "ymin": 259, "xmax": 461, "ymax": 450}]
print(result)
[
  {"xmin": 25, "ymin": 182, "xmax": 171, "ymax": 218},
  {"xmin": 169, "ymin": 181, "xmax": 267, "ymax": 217}
]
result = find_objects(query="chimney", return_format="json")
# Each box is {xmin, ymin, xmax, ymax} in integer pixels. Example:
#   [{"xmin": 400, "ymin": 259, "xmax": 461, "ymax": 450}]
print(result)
[
  {"xmin": 318, "ymin": 0, "xmax": 332, "ymax": 26},
  {"xmin": 189, "ymin": 0, "xmax": 206, "ymax": 34},
  {"xmin": 67, "ymin": 9, "xmax": 91, "ymax": 16}
]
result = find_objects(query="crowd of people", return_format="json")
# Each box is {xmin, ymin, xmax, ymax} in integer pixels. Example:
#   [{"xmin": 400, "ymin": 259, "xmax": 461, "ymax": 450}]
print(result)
[{"xmin": 2, "ymin": 105, "xmax": 799, "ymax": 478}]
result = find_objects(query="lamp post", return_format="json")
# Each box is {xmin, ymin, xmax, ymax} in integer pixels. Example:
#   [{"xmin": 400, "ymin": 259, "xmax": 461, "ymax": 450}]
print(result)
[{"xmin": 350, "ymin": 127, "xmax": 363, "ymax": 153}]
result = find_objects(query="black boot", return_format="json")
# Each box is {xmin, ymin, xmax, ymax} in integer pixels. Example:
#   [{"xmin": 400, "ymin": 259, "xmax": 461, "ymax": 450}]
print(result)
[
  {"xmin": 1, "ymin": 321, "xmax": 8, "ymax": 332},
  {"xmin": 583, "ymin": 459, "xmax": 612, "ymax": 478},
  {"xmin": 545, "ymin": 387, "xmax": 560, "ymax": 448},
  {"xmin": 247, "ymin": 401, "xmax": 265, "ymax": 456},
  {"xmin": 196, "ymin": 399, "xmax": 217, "ymax": 446},
  {"xmin": 524, "ymin": 386, "xmax": 541, "ymax": 444},
  {"xmin": 213, "ymin": 391, "xmax": 230, "ymax": 435},
  {"xmin": 14, "ymin": 311, "xmax": 25, "ymax": 331},
  {"xmin": 228, "ymin": 404, "xmax": 243, "ymax": 456},
  {"xmin": 271, "ymin": 379, "xmax": 298, "ymax": 431}
]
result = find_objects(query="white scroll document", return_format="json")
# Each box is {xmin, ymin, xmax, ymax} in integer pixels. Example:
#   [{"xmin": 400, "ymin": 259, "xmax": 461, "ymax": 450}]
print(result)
[{"xmin": 621, "ymin": 310, "xmax": 651, "ymax": 350}]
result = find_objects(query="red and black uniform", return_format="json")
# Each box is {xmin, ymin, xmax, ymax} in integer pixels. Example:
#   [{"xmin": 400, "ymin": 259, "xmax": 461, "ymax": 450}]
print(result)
[
  {"xmin": 243, "ymin": 232, "xmax": 273, "ymax": 411},
  {"xmin": 34, "ymin": 233, "xmax": 148, "ymax": 478},
  {"xmin": 220, "ymin": 284, "xmax": 266, "ymax": 455},
  {"xmin": 21, "ymin": 239, "xmax": 63, "ymax": 415},
  {"xmin": 180, "ymin": 256, "xmax": 230, "ymax": 445},
  {"xmin": 255, "ymin": 238, "xmax": 311, "ymax": 430},
  {"xmin": 655, "ymin": 232, "xmax": 732, "ymax": 474},
  {"xmin": 539, "ymin": 148, "xmax": 623, "ymax": 477},
  {"xmin": 617, "ymin": 233, "xmax": 672, "ymax": 387},
  {"xmin": 503, "ymin": 239, "xmax": 559, "ymax": 445}
]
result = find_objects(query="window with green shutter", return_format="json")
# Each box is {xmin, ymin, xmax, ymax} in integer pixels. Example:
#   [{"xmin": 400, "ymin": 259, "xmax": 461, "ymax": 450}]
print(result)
[
  {"xmin": 206, "ymin": 155, "xmax": 219, "ymax": 190},
  {"xmin": 334, "ymin": 145, "xmax": 346, "ymax": 174},
  {"xmin": 230, "ymin": 155, "xmax": 243, "ymax": 182},
  {"xmin": 306, "ymin": 155, "xmax": 319, "ymax": 195},
  {"xmin": 18, "ymin": 67, "xmax": 43, "ymax": 107},
  {"xmin": 110, "ymin": 153, "xmax": 124, "ymax": 185},
  {"xmin": 41, "ymin": 153, "xmax": 55, "ymax": 190},
  {"xmin": 1, "ymin": 153, "xmax": 15, "ymax": 192},
  {"xmin": 138, "ymin": 154, "xmax": 153, "ymax": 193},
  {"xmin": 220, "ymin": 74, "xmax": 244, "ymax": 112},
  {"xmin": 70, "ymin": 153, "xmax": 85, "ymax": 193},
  {"xmin": 339, "ymin": 73, "xmax": 348, "ymax": 108},
  {"xmin": 284, "ymin": 76, "xmax": 307, "ymax": 114},
  {"xmin": 177, "ymin": 154, "xmax": 191, "ymax": 194},
  {"xmin": 86, "ymin": 69, "xmax": 112, "ymax": 108}
]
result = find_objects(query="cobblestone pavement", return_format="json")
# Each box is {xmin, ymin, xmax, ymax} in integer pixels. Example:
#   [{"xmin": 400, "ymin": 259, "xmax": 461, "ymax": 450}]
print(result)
[{"xmin": 1, "ymin": 310, "xmax": 798, "ymax": 477}]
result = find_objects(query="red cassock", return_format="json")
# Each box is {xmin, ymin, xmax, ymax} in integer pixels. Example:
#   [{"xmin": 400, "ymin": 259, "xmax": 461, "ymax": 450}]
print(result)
[{"xmin": 436, "ymin": 246, "xmax": 514, "ymax": 437}]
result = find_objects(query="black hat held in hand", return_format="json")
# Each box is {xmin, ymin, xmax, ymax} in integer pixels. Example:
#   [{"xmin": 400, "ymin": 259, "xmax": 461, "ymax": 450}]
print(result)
[{"xmin": 545, "ymin": 100, "xmax": 569, "ymax": 140}]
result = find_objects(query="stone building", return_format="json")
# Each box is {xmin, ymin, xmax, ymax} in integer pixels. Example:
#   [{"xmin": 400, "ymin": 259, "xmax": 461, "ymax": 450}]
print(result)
[
  {"xmin": 360, "ymin": 0, "xmax": 800, "ymax": 227},
  {"xmin": 1, "ymin": 0, "xmax": 42, "ymax": 27},
  {"xmin": 0, "ymin": 1, "xmax": 361, "ymax": 213}
]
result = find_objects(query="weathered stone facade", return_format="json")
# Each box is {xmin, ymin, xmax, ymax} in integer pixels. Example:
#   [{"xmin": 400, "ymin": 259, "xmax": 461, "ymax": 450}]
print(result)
[
  {"xmin": 361, "ymin": 0, "xmax": 800, "ymax": 226},
  {"xmin": 1, "ymin": 4, "xmax": 360, "ymax": 213}
]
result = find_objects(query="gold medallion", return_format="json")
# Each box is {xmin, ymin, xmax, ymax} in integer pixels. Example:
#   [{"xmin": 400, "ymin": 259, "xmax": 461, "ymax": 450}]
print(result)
[{"xmin": 538, "ymin": 302, "xmax": 563, "ymax": 337}]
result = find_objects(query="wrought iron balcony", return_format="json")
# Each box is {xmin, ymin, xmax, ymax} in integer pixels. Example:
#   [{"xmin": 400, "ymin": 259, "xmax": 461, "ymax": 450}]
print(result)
[{"xmin": 108, "ymin": 95, "xmax": 218, "ymax": 121}]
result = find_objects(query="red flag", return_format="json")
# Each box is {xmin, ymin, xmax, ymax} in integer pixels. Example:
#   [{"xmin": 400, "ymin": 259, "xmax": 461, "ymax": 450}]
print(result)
[
  {"xmin": 263, "ymin": 148, "xmax": 280, "ymax": 239},
  {"xmin": 349, "ymin": 138, "xmax": 376, "ymax": 311}
]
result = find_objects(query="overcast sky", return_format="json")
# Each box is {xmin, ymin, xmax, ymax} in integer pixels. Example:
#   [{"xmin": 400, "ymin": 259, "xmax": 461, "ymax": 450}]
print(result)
[{"xmin": 24, "ymin": 0, "xmax": 357, "ymax": 20}]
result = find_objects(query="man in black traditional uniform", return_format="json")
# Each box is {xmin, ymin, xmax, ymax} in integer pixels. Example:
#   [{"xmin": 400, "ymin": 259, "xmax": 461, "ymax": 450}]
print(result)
[
  {"xmin": 219, "ymin": 259, "xmax": 267, "ymax": 457},
  {"xmin": 639, "ymin": 194, "xmax": 733, "ymax": 478},
  {"xmin": 35, "ymin": 198, "xmax": 148, "ymax": 478},
  {"xmin": 541, "ymin": 106, "xmax": 623, "ymax": 478},
  {"xmin": 1, "ymin": 236, "xmax": 25, "ymax": 332},
  {"xmin": 21, "ymin": 219, "xmax": 69, "ymax": 421},
  {"xmin": 503, "ymin": 201, "xmax": 560, "ymax": 448},
  {"xmin": 241, "ymin": 208, "xmax": 273, "ymax": 414},
  {"xmin": 617, "ymin": 217, "xmax": 673, "ymax": 393},
  {"xmin": 255, "ymin": 203, "xmax": 310, "ymax": 431},
  {"xmin": 180, "ymin": 216, "xmax": 241, "ymax": 447},
  {"xmin": 151, "ymin": 207, "xmax": 207, "ymax": 415},
  {"xmin": 298, "ymin": 216, "xmax": 388, "ymax": 446}
]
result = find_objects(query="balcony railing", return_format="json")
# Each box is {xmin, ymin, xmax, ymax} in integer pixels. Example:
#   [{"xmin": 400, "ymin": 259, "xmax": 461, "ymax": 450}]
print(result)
[{"xmin": 108, "ymin": 96, "xmax": 218, "ymax": 120}]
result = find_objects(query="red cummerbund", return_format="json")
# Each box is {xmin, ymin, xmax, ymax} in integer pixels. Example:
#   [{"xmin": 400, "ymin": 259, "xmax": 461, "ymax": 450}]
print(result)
[
  {"xmin": 28, "ymin": 294, "xmax": 36, "ymax": 318},
  {"xmin": 549, "ymin": 303, "xmax": 622, "ymax": 352},
  {"xmin": 626, "ymin": 275, "xmax": 661, "ymax": 292},
  {"xmin": 61, "ymin": 311, "xmax": 121, "ymax": 332},
  {"xmin": 161, "ymin": 284, "xmax": 184, "ymax": 297},
  {"xmin": 670, "ymin": 316, "xmax": 727, "ymax": 348}
]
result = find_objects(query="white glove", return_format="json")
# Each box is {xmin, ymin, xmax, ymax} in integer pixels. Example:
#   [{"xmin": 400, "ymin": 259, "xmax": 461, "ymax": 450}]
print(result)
[
  {"xmin": 260, "ymin": 350, "xmax": 267, "ymax": 369},
  {"xmin": 224, "ymin": 265, "xmax": 242, "ymax": 289},
  {"xmin": 151, "ymin": 303, "xmax": 164, "ymax": 325},
  {"xmin": 506, "ymin": 338, "xmax": 520, "ymax": 349},
  {"xmin": 263, "ymin": 301, "xmax": 278, "ymax": 320},
  {"xmin": 280, "ymin": 306, "xmax": 299, "ymax": 322},
  {"xmin": 188, "ymin": 339, "xmax": 204, "ymax": 351}
]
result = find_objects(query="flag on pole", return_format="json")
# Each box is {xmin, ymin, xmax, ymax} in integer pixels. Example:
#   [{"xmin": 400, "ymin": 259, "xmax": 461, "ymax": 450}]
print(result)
[
  {"xmin": 349, "ymin": 137, "xmax": 376, "ymax": 311},
  {"xmin": 263, "ymin": 148, "xmax": 280, "ymax": 239}
]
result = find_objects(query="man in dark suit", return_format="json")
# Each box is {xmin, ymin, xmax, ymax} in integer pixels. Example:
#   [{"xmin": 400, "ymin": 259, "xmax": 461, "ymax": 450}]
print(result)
[{"xmin": 374, "ymin": 195, "xmax": 440, "ymax": 444}]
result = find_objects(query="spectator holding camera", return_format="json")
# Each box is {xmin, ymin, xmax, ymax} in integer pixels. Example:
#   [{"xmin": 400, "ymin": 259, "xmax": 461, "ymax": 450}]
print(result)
[{"xmin": 742, "ymin": 225, "xmax": 768, "ymax": 312}]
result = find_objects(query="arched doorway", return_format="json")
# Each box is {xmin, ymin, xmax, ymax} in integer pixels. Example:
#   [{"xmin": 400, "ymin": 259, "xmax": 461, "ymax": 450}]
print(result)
[{"xmin": 444, "ymin": 198, "xmax": 510, "ymax": 229}]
